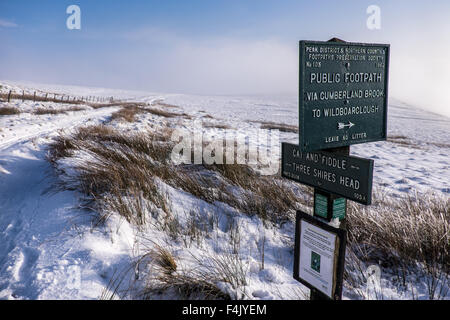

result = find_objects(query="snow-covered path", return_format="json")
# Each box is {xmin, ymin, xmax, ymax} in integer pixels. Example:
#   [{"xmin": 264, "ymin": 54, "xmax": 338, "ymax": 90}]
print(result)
[
  {"xmin": 0, "ymin": 106, "xmax": 124, "ymax": 299},
  {"xmin": 0, "ymin": 107, "xmax": 119, "ymax": 151}
]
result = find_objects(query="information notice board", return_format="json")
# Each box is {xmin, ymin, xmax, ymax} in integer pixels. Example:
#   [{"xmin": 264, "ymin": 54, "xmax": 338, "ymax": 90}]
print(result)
[{"xmin": 293, "ymin": 211, "xmax": 347, "ymax": 299}]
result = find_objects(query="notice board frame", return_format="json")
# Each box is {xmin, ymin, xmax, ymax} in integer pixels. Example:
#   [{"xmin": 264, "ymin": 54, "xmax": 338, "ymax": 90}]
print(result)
[{"xmin": 293, "ymin": 210, "xmax": 347, "ymax": 300}]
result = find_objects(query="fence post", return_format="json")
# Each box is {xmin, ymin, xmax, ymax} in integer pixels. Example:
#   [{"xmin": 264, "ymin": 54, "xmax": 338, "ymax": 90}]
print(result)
[
  {"xmin": 22, "ymin": 90, "xmax": 25, "ymax": 102},
  {"xmin": 8, "ymin": 90, "xmax": 11, "ymax": 102},
  {"xmin": 33, "ymin": 91, "xmax": 36, "ymax": 102}
]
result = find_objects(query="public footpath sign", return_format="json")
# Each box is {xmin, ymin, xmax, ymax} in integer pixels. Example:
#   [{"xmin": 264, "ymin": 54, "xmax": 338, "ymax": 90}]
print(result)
[
  {"xmin": 299, "ymin": 40, "xmax": 390, "ymax": 151},
  {"xmin": 281, "ymin": 142, "xmax": 374, "ymax": 205},
  {"xmin": 284, "ymin": 38, "xmax": 390, "ymax": 300}
]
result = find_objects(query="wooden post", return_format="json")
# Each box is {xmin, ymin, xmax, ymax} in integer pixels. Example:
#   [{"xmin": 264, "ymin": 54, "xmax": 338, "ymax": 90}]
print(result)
[
  {"xmin": 33, "ymin": 91, "xmax": 36, "ymax": 102},
  {"xmin": 309, "ymin": 38, "xmax": 349, "ymax": 301},
  {"xmin": 22, "ymin": 90, "xmax": 25, "ymax": 102},
  {"xmin": 310, "ymin": 146, "xmax": 349, "ymax": 301},
  {"xmin": 7, "ymin": 90, "xmax": 11, "ymax": 102},
  {"xmin": 310, "ymin": 288, "xmax": 330, "ymax": 300}
]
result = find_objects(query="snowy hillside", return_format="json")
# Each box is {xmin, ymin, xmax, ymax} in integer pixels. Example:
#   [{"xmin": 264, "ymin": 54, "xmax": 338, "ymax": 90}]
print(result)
[{"xmin": 0, "ymin": 81, "xmax": 448, "ymax": 300}]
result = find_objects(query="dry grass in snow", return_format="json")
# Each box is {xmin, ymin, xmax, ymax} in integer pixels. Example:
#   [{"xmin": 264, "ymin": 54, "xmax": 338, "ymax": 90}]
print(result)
[
  {"xmin": 47, "ymin": 118, "xmax": 449, "ymax": 300},
  {"xmin": 0, "ymin": 106, "xmax": 21, "ymax": 115}
]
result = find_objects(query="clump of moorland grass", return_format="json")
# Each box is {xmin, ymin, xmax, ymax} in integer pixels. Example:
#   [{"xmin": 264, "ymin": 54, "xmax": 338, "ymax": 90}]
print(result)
[
  {"xmin": 33, "ymin": 106, "xmax": 86, "ymax": 115},
  {"xmin": 147, "ymin": 107, "xmax": 192, "ymax": 119},
  {"xmin": 259, "ymin": 121, "xmax": 299, "ymax": 133},
  {"xmin": 110, "ymin": 106, "xmax": 146, "ymax": 122},
  {"xmin": 347, "ymin": 193, "xmax": 449, "ymax": 268},
  {"xmin": 152, "ymin": 100, "xmax": 180, "ymax": 109},
  {"xmin": 48, "ymin": 124, "xmax": 299, "ymax": 225},
  {"xmin": 345, "ymin": 191, "xmax": 449, "ymax": 300},
  {"xmin": 203, "ymin": 122, "xmax": 232, "ymax": 130},
  {"xmin": 138, "ymin": 245, "xmax": 248, "ymax": 300},
  {"xmin": 387, "ymin": 135, "xmax": 422, "ymax": 149},
  {"xmin": 48, "ymin": 125, "xmax": 173, "ymax": 225},
  {"xmin": 101, "ymin": 244, "xmax": 239, "ymax": 300},
  {"xmin": 109, "ymin": 104, "xmax": 191, "ymax": 121},
  {"xmin": 0, "ymin": 106, "xmax": 21, "ymax": 115}
]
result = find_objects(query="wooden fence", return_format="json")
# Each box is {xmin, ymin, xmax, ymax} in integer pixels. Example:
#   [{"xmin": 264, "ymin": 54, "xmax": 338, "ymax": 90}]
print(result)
[{"xmin": 0, "ymin": 90, "xmax": 117, "ymax": 106}]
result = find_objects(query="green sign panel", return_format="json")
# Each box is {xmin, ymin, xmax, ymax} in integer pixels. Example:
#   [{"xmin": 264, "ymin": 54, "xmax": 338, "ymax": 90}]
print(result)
[
  {"xmin": 314, "ymin": 190, "xmax": 347, "ymax": 221},
  {"xmin": 299, "ymin": 40, "xmax": 390, "ymax": 151},
  {"xmin": 332, "ymin": 198, "xmax": 346, "ymax": 220},
  {"xmin": 314, "ymin": 193, "xmax": 328, "ymax": 219},
  {"xmin": 282, "ymin": 142, "xmax": 374, "ymax": 205}
]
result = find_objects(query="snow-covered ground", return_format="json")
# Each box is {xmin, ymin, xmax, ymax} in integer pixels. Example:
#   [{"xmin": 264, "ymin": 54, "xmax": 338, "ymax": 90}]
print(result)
[
  {"xmin": 0, "ymin": 81, "xmax": 448, "ymax": 300},
  {"xmin": 162, "ymin": 94, "xmax": 450, "ymax": 196}
]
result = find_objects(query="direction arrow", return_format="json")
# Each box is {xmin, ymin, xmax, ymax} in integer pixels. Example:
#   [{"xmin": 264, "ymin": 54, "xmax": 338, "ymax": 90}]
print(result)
[{"xmin": 338, "ymin": 121, "xmax": 355, "ymax": 130}]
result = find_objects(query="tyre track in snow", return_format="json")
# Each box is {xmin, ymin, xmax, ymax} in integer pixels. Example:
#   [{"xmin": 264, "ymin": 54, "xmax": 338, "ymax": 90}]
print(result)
[
  {"xmin": 0, "ymin": 107, "xmax": 120, "ymax": 151},
  {"xmin": 0, "ymin": 106, "xmax": 119, "ymax": 299}
]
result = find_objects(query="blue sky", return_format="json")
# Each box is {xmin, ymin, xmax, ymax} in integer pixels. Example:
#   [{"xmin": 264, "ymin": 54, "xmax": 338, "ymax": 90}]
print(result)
[{"xmin": 1, "ymin": 0, "xmax": 450, "ymax": 116}]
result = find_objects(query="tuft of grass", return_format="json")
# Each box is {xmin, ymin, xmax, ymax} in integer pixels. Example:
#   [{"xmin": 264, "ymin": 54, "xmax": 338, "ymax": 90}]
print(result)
[
  {"xmin": 48, "ymin": 125, "xmax": 172, "ymax": 225},
  {"xmin": 33, "ymin": 106, "xmax": 86, "ymax": 115},
  {"xmin": 153, "ymin": 100, "xmax": 180, "ymax": 109},
  {"xmin": 110, "ymin": 106, "xmax": 145, "ymax": 122},
  {"xmin": 204, "ymin": 163, "xmax": 298, "ymax": 223},
  {"xmin": 347, "ymin": 193, "xmax": 449, "ymax": 268},
  {"xmin": 259, "ymin": 121, "xmax": 298, "ymax": 133},
  {"xmin": 146, "ymin": 107, "xmax": 191, "ymax": 119},
  {"xmin": 34, "ymin": 108, "xmax": 67, "ymax": 115},
  {"xmin": 49, "ymin": 124, "xmax": 298, "ymax": 225},
  {"xmin": 346, "ymin": 192, "xmax": 449, "ymax": 299},
  {"xmin": 150, "ymin": 245, "xmax": 178, "ymax": 275},
  {"xmin": 144, "ymin": 272, "xmax": 232, "ymax": 300},
  {"xmin": 203, "ymin": 122, "xmax": 232, "ymax": 130},
  {"xmin": 387, "ymin": 135, "xmax": 419, "ymax": 148},
  {"xmin": 0, "ymin": 106, "xmax": 21, "ymax": 115},
  {"xmin": 141, "ymin": 248, "xmax": 246, "ymax": 300},
  {"xmin": 65, "ymin": 106, "xmax": 86, "ymax": 112}
]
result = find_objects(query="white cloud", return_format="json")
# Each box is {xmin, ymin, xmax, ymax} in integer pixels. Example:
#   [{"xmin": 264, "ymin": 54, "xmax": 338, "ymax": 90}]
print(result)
[
  {"xmin": 0, "ymin": 19, "xmax": 18, "ymax": 28},
  {"xmin": 389, "ymin": 30, "xmax": 450, "ymax": 118},
  {"xmin": 159, "ymin": 38, "xmax": 298, "ymax": 94},
  {"xmin": 106, "ymin": 30, "xmax": 299, "ymax": 95}
]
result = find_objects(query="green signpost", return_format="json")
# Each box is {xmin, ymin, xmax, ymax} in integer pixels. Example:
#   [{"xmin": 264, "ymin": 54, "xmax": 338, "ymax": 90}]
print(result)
[{"xmin": 283, "ymin": 38, "xmax": 390, "ymax": 300}]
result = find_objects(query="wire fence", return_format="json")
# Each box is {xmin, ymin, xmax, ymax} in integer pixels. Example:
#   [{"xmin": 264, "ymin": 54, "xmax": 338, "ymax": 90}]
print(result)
[{"xmin": 0, "ymin": 89, "xmax": 118, "ymax": 106}]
